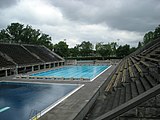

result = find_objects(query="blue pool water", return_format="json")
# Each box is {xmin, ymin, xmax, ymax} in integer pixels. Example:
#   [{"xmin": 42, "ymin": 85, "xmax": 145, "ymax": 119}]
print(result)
[
  {"xmin": 31, "ymin": 65, "xmax": 109, "ymax": 80},
  {"xmin": 0, "ymin": 82, "xmax": 80, "ymax": 120}
]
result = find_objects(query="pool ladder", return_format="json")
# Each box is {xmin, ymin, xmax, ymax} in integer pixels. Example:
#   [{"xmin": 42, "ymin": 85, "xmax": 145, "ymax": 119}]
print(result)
[{"xmin": 29, "ymin": 109, "xmax": 41, "ymax": 120}]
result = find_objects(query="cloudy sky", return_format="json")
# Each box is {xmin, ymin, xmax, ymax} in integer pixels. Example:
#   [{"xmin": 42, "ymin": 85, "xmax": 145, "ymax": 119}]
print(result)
[{"xmin": 0, "ymin": 0, "xmax": 160, "ymax": 47}]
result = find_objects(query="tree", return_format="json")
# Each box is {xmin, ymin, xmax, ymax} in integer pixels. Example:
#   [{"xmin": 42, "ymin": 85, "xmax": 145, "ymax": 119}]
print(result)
[
  {"xmin": 54, "ymin": 41, "xmax": 69, "ymax": 57},
  {"xmin": 69, "ymin": 44, "xmax": 80, "ymax": 57},
  {"xmin": 137, "ymin": 41, "xmax": 142, "ymax": 48},
  {"xmin": 95, "ymin": 42, "xmax": 103, "ymax": 53},
  {"xmin": 96, "ymin": 42, "xmax": 112, "ymax": 59},
  {"xmin": 103, "ymin": 44, "xmax": 112, "ymax": 57},
  {"xmin": 143, "ymin": 25, "xmax": 160, "ymax": 45},
  {"xmin": 154, "ymin": 25, "xmax": 160, "ymax": 39},
  {"xmin": 37, "ymin": 33, "xmax": 53, "ymax": 49},
  {"xmin": 0, "ymin": 22, "xmax": 53, "ymax": 49},
  {"xmin": 143, "ymin": 31, "xmax": 154, "ymax": 45},
  {"xmin": 0, "ymin": 29, "xmax": 11, "ymax": 43},
  {"xmin": 130, "ymin": 47, "xmax": 137, "ymax": 54},
  {"xmin": 96, "ymin": 43, "xmax": 103, "ymax": 56},
  {"xmin": 110, "ymin": 42, "xmax": 118, "ymax": 56},
  {"xmin": 79, "ymin": 41, "xmax": 93, "ymax": 56},
  {"xmin": 116, "ymin": 44, "xmax": 130, "ymax": 57},
  {"xmin": 21, "ymin": 25, "xmax": 40, "ymax": 44},
  {"xmin": 0, "ymin": 23, "xmax": 24, "ymax": 43}
]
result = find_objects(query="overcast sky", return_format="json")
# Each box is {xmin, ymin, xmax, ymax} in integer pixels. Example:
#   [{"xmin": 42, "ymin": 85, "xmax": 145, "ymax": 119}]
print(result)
[{"xmin": 0, "ymin": 0, "xmax": 160, "ymax": 47}]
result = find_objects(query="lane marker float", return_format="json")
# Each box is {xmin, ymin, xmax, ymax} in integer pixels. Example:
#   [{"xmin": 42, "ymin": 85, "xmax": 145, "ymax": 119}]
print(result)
[{"xmin": 0, "ymin": 107, "xmax": 10, "ymax": 113}]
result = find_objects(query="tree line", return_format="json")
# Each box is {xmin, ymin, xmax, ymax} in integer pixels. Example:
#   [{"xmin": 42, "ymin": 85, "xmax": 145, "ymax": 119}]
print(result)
[
  {"xmin": 0, "ymin": 23, "xmax": 53, "ymax": 49},
  {"xmin": 136, "ymin": 25, "xmax": 160, "ymax": 50},
  {"xmin": 54, "ymin": 40, "xmax": 136, "ymax": 59},
  {"xmin": 142, "ymin": 25, "xmax": 160, "ymax": 45},
  {"xmin": 0, "ymin": 23, "xmax": 159, "ymax": 59}
]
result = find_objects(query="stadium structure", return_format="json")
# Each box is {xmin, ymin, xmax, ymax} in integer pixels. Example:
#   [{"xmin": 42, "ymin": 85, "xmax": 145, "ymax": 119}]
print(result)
[{"xmin": 0, "ymin": 37, "xmax": 160, "ymax": 120}]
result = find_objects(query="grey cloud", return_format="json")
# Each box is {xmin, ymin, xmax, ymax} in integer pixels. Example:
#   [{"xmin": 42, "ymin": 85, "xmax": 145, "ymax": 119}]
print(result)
[
  {"xmin": 51, "ymin": 0, "xmax": 160, "ymax": 32},
  {"xmin": 0, "ymin": 0, "xmax": 18, "ymax": 8},
  {"xmin": 0, "ymin": 0, "xmax": 157, "ymax": 47}
]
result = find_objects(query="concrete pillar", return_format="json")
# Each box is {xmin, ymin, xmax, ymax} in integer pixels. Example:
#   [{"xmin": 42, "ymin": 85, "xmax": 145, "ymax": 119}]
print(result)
[
  {"xmin": 38, "ymin": 65, "xmax": 40, "ymax": 70},
  {"xmin": 15, "ymin": 66, "xmax": 18, "ymax": 75},
  {"xmin": 49, "ymin": 63, "xmax": 51, "ymax": 68},
  {"xmin": 44, "ymin": 64, "xmax": 46, "ymax": 69},
  {"xmin": 5, "ymin": 70, "xmax": 8, "ymax": 77},
  {"xmin": 32, "ymin": 66, "xmax": 34, "ymax": 72},
  {"xmin": 23, "ymin": 67, "xmax": 26, "ymax": 73}
]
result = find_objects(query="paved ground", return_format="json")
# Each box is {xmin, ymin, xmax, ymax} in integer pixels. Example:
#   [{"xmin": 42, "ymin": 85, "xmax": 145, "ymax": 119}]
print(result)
[{"xmin": 0, "ymin": 65, "xmax": 116, "ymax": 120}]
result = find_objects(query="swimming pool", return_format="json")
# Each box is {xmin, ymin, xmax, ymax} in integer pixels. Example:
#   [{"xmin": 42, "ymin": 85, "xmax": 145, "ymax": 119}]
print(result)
[
  {"xmin": 0, "ymin": 82, "xmax": 82, "ymax": 120},
  {"xmin": 31, "ymin": 65, "xmax": 109, "ymax": 80}
]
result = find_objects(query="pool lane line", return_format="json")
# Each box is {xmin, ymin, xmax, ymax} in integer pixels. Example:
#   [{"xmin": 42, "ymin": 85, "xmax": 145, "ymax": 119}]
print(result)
[
  {"xmin": 90, "ymin": 65, "xmax": 112, "ymax": 82},
  {"xmin": 0, "ymin": 107, "xmax": 10, "ymax": 113}
]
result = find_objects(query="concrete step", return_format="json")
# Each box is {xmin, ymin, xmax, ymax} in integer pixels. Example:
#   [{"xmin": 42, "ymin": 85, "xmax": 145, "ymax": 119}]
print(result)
[
  {"xmin": 99, "ymin": 94, "xmax": 111, "ymax": 115},
  {"xmin": 135, "ymin": 78, "xmax": 145, "ymax": 94},
  {"xmin": 131, "ymin": 81, "xmax": 139, "ymax": 98},
  {"xmin": 119, "ymin": 86, "xmax": 126, "ymax": 105},
  {"xmin": 155, "ymin": 50, "xmax": 160, "ymax": 54},
  {"xmin": 104, "ymin": 91, "xmax": 116, "ymax": 112},
  {"xmin": 140, "ymin": 77, "xmax": 152, "ymax": 91},
  {"xmin": 112, "ymin": 88, "xmax": 121, "ymax": 109},
  {"xmin": 150, "ymin": 53, "xmax": 160, "ymax": 59},
  {"xmin": 125, "ymin": 83, "xmax": 132, "ymax": 101},
  {"xmin": 85, "ymin": 97, "xmax": 107, "ymax": 120},
  {"xmin": 144, "ymin": 74, "xmax": 157, "ymax": 87}
]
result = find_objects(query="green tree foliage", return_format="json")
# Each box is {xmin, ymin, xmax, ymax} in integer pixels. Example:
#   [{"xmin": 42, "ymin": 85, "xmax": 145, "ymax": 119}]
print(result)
[
  {"xmin": 129, "ymin": 47, "xmax": 137, "ymax": 54},
  {"xmin": 137, "ymin": 41, "xmax": 142, "ymax": 48},
  {"xmin": 69, "ymin": 41, "xmax": 136, "ymax": 59},
  {"xmin": 6, "ymin": 23, "xmax": 24, "ymax": 43},
  {"xmin": 110, "ymin": 42, "xmax": 118, "ymax": 56},
  {"xmin": 54, "ymin": 41, "xmax": 69, "ymax": 57},
  {"xmin": 154, "ymin": 25, "xmax": 160, "ymax": 39},
  {"xmin": 96, "ymin": 42, "xmax": 105, "ymax": 57},
  {"xmin": 143, "ymin": 31, "xmax": 154, "ymax": 45},
  {"xmin": 0, "ymin": 23, "xmax": 53, "ymax": 49},
  {"xmin": 143, "ymin": 25, "xmax": 160, "ymax": 45},
  {"xmin": 96, "ymin": 42, "xmax": 112, "ymax": 59},
  {"xmin": 69, "ymin": 44, "xmax": 80, "ymax": 57},
  {"xmin": 1, "ymin": 22, "xmax": 152, "ymax": 59},
  {"xmin": 116, "ymin": 44, "xmax": 130, "ymax": 57},
  {"xmin": 0, "ymin": 29, "xmax": 11, "ymax": 42},
  {"xmin": 79, "ymin": 41, "xmax": 93, "ymax": 56},
  {"xmin": 95, "ymin": 42, "xmax": 103, "ymax": 52}
]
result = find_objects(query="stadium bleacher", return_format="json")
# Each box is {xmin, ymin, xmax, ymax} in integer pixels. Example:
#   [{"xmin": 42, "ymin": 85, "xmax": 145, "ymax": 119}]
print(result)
[
  {"xmin": 23, "ymin": 45, "xmax": 61, "ymax": 62},
  {"xmin": 0, "ymin": 44, "xmax": 42, "ymax": 65},
  {"xmin": 0, "ymin": 54, "xmax": 15, "ymax": 68},
  {"xmin": 84, "ymin": 38, "xmax": 160, "ymax": 120},
  {"xmin": 0, "ymin": 43, "xmax": 64, "ymax": 76},
  {"xmin": 0, "ymin": 38, "xmax": 160, "ymax": 119}
]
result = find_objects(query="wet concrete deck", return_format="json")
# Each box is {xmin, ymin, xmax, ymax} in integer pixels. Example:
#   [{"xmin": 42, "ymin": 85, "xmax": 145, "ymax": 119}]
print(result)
[{"xmin": 0, "ymin": 65, "xmax": 116, "ymax": 120}]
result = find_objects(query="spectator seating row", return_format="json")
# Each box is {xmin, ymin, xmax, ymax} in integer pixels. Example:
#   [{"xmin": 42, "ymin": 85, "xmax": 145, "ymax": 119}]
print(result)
[
  {"xmin": 85, "ymin": 38, "xmax": 160, "ymax": 120},
  {"xmin": 0, "ymin": 43, "xmax": 63, "ymax": 68}
]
